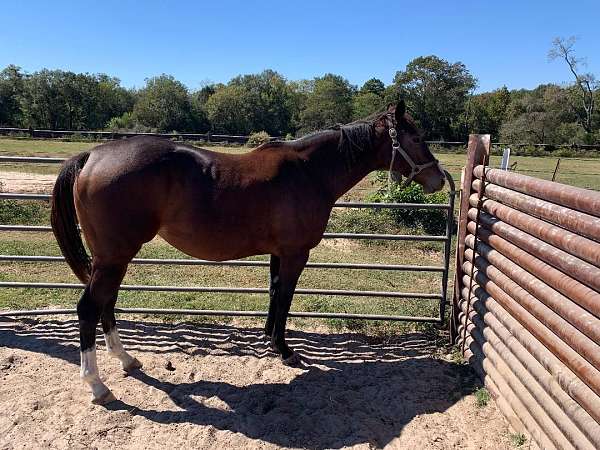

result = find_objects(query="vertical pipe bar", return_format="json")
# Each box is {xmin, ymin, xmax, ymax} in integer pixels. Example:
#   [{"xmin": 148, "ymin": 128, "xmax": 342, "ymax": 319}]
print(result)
[
  {"xmin": 439, "ymin": 172, "xmax": 456, "ymax": 321},
  {"xmin": 450, "ymin": 134, "xmax": 490, "ymax": 341}
]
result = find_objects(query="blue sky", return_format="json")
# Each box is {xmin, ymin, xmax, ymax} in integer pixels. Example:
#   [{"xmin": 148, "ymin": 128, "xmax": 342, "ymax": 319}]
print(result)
[{"xmin": 2, "ymin": 0, "xmax": 599, "ymax": 93}]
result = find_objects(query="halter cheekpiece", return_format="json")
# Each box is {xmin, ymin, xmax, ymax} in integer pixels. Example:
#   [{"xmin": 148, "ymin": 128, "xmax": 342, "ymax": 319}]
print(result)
[{"xmin": 386, "ymin": 113, "xmax": 440, "ymax": 188}]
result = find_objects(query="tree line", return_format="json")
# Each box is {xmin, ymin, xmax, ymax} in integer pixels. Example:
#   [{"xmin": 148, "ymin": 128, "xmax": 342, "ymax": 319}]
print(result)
[{"xmin": 0, "ymin": 39, "xmax": 598, "ymax": 144}]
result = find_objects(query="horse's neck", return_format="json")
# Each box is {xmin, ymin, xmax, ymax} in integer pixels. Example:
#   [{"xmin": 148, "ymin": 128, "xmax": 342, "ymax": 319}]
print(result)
[{"xmin": 302, "ymin": 130, "xmax": 377, "ymax": 201}]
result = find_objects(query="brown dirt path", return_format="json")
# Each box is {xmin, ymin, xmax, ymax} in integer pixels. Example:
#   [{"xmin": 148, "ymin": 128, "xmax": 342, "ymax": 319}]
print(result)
[{"xmin": 0, "ymin": 317, "xmax": 511, "ymax": 449}]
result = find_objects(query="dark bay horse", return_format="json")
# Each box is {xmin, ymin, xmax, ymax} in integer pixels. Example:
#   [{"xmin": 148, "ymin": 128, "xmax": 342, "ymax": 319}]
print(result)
[{"xmin": 50, "ymin": 101, "xmax": 445, "ymax": 404}]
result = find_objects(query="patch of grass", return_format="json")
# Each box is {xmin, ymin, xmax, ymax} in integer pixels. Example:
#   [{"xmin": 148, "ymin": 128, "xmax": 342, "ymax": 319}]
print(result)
[
  {"xmin": 474, "ymin": 387, "xmax": 490, "ymax": 408},
  {"xmin": 0, "ymin": 180, "xmax": 50, "ymax": 226},
  {"xmin": 448, "ymin": 345, "xmax": 466, "ymax": 364},
  {"xmin": 508, "ymin": 432, "xmax": 527, "ymax": 448}
]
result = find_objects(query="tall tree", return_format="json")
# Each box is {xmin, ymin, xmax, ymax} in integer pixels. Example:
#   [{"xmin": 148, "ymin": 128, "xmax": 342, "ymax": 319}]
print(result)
[
  {"xmin": 133, "ymin": 75, "xmax": 194, "ymax": 131},
  {"xmin": 549, "ymin": 36, "xmax": 598, "ymax": 137},
  {"xmin": 360, "ymin": 78, "xmax": 385, "ymax": 96},
  {"xmin": 0, "ymin": 65, "xmax": 25, "ymax": 126},
  {"xmin": 466, "ymin": 86, "xmax": 511, "ymax": 139},
  {"xmin": 389, "ymin": 55, "xmax": 477, "ymax": 140},
  {"xmin": 205, "ymin": 70, "xmax": 294, "ymax": 135},
  {"xmin": 298, "ymin": 74, "xmax": 355, "ymax": 133}
]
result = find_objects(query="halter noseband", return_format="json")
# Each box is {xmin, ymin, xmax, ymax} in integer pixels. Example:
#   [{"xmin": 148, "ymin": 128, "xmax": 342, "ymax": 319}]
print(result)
[{"xmin": 386, "ymin": 114, "xmax": 440, "ymax": 188}]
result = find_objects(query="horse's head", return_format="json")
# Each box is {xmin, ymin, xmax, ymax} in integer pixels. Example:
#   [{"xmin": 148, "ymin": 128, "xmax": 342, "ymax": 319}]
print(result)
[{"xmin": 373, "ymin": 100, "xmax": 445, "ymax": 193}]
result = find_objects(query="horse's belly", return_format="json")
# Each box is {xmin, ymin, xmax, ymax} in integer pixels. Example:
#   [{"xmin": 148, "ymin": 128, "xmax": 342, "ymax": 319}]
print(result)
[{"xmin": 158, "ymin": 223, "xmax": 270, "ymax": 261}]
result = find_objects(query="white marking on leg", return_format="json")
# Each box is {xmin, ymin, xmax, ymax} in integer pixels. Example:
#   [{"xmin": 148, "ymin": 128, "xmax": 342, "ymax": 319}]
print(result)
[
  {"xmin": 104, "ymin": 328, "xmax": 141, "ymax": 372},
  {"xmin": 80, "ymin": 346, "xmax": 112, "ymax": 401}
]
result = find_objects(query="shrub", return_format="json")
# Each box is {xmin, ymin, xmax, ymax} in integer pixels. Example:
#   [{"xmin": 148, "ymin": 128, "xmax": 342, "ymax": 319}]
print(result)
[
  {"xmin": 368, "ymin": 173, "xmax": 451, "ymax": 235},
  {"xmin": 105, "ymin": 112, "xmax": 136, "ymax": 131},
  {"xmin": 247, "ymin": 131, "xmax": 271, "ymax": 147}
]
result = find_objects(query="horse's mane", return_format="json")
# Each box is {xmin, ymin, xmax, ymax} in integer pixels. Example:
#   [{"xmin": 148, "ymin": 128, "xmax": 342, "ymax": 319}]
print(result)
[{"xmin": 258, "ymin": 109, "xmax": 392, "ymax": 170}]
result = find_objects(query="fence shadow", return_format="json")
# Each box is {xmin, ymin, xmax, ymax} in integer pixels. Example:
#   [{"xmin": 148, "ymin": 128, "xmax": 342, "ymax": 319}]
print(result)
[{"xmin": 0, "ymin": 316, "xmax": 479, "ymax": 449}]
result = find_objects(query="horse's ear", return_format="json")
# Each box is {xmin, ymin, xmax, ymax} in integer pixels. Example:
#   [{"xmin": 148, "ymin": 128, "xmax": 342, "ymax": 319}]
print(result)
[{"xmin": 395, "ymin": 99, "xmax": 406, "ymax": 122}]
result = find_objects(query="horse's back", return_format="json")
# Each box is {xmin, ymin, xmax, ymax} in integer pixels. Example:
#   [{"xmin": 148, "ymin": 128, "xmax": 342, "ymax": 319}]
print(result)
[{"xmin": 74, "ymin": 137, "xmax": 212, "ymax": 259}]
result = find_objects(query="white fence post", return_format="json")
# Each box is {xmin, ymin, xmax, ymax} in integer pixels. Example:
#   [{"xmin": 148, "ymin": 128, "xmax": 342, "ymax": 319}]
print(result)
[{"xmin": 500, "ymin": 148, "xmax": 511, "ymax": 170}]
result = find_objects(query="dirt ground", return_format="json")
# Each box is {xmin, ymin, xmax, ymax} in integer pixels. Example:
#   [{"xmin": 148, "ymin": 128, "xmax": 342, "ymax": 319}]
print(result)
[
  {"xmin": 0, "ymin": 171, "xmax": 56, "ymax": 193},
  {"xmin": 0, "ymin": 316, "xmax": 512, "ymax": 449}
]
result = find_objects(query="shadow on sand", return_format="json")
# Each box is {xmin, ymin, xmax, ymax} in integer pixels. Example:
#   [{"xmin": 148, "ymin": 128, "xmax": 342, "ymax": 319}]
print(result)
[{"xmin": 0, "ymin": 317, "xmax": 479, "ymax": 449}]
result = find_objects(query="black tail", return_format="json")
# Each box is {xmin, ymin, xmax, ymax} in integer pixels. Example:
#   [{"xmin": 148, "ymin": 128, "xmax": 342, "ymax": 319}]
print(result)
[{"xmin": 51, "ymin": 151, "xmax": 92, "ymax": 284}]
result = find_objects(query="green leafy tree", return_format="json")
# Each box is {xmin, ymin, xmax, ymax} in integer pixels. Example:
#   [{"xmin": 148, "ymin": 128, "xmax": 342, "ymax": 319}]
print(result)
[
  {"xmin": 0, "ymin": 65, "xmax": 25, "ymax": 126},
  {"xmin": 360, "ymin": 78, "xmax": 385, "ymax": 96},
  {"xmin": 352, "ymin": 78, "xmax": 385, "ymax": 120},
  {"xmin": 205, "ymin": 70, "xmax": 294, "ymax": 135},
  {"xmin": 500, "ymin": 84, "xmax": 578, "ymax": 144},
  {"xmin": 205, "ymin": 84, "xmax": 252, "ymax": 134},
  {"xmin": 352, "ymin": 92, "xmax": 383, "ymax": 120},
  {"xmin": 388, "ymin": 55, "xmax": 477, "ymax": 140},
  {"xmin": 133, "ymin": 74, "xmax": 194, "ymax": 131},
  {"xmin": 466, "ymin": 86, "xmax": 511, "ymax": 139},
  {"xmin": 299, "ymin": 73, "xmax": 355, "ymax": 133}
]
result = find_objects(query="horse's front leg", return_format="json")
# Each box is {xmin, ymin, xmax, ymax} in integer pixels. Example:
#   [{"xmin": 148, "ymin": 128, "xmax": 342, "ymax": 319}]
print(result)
[{"xmin": 270, "ymin": 250, "xmax": 309, "ymax": 366}]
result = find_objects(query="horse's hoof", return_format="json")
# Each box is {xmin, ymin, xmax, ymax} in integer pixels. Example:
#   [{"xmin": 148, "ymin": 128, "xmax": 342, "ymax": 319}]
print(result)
[
  {"xmin": 91, "ymin": 389, "xmax": 117, "ymax": 405},
  {"xmin": 282, "ymin": 352, "xmax": 302, "ymax": 367},
  {"xmin": 269, "ymin": 345, "xmax": 281, "ymax": 355},
  {"xmin": 122, "ymin": 357, "xmax": 143, "ymax": 373}
]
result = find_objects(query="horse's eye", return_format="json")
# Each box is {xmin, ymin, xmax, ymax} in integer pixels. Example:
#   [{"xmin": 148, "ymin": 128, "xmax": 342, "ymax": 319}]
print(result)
[{"xmin": 412, "ymin": 137, "xmax": 421, "ymax": 144}]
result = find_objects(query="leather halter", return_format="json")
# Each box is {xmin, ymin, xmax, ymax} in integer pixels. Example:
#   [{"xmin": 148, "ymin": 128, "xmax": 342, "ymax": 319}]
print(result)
[{"xmin": 386, "ymin": 114, "xmax": 440, "ymax": 188}]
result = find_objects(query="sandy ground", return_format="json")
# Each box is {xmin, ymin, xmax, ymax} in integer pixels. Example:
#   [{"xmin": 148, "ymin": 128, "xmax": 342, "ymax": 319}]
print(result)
[
  {"xmin": 0, "ymin": 317, "xmax": 511, "ymax": 449},
  {"xmin": 0, "ymin": 171, "xmax": 56, "ymax": 193}
]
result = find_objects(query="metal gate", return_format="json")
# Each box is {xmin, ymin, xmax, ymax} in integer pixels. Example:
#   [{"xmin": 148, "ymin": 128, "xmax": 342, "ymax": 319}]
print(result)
[{"xmin": 0, "ymin": 155, "xmax": 455, "ymax": 323}]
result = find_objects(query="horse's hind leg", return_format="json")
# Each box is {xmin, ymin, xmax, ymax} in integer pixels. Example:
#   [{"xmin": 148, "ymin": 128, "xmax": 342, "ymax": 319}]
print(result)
[
  {"xmin": 78, "ymin": 262, "xmax": 127, "ymax": 404},
  {"xmin": 264, "ymin": 254, "xmax": 280, "ymax": 339},
  {"xmin": 101, "ymin": 295, "xmax": 142, "ymax": 373}
]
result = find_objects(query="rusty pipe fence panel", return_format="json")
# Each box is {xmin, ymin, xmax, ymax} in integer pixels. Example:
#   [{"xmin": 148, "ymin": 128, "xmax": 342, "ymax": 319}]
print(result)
[
  {"xmin": 452, "ymin": 134, "xmax": 600, "ymax": 449},
  {"xmin": 0, "ymin": 155, "xmax": 456, "ymax": 323}
]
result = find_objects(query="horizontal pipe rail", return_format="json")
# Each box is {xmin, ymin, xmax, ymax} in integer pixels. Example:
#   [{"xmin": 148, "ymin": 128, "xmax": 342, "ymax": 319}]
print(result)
[
  {"xmin": 464, "ymin": 239, "xmax": 600, "ymax": 344},
  {"xmin": 459, "ymin": 323, "xmax": 575, "ymax": 450},
  {"xmin": 467, "ymin": 208, "xmax": 600, "ymax": 292},
  {"xmin": 0, "ymin": 192, "xmax": 454, "ymax": 211},
  {"xmin": 460, "ymin": 272, "xmax": 600, "ymax": 397},
  {"xmin": 0, "ymin": 224, "xmax": 447, "ymax": 242},
  {"xmin": 0, "ymin": 307, "xmax": 441, "ymax": 323},
  {"xmin": 0, "ymin": 254, "xmax": 445, "ymax": 272},
  {"xmin": 465, "ymin": 221, "xmax": 600, "ymax": 318},
  {"xmin": 463, "ymin": 257, "xmax": 600, "ymax": 369},
  {"xmin": 459, "ymin": 284, "xmax": 600, "ymax": 424},
  {"xmin": 0, "ymin": 281, "xmax": 442, "ymax": 299},
  {"xmin": 0, "ymin": 156, "xmax": 66, "ymax": 164},
  {"xmin": 462, "ymin": 336, "xmax": 556, "ymax": 450},
  {"xmin": 469, "ymin": 193, "xmax": 600, "ymax": 267},
  {"xmin": 474, "ymin": 165, "xmax": 600, "ymax": 218},
  {"xmin": 458, "ymin": 296, "xmax": 600, "ymax": 445},
  {"xmin": 472, "ymin": 179, "xmax": 600, "ymax": 242}
]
